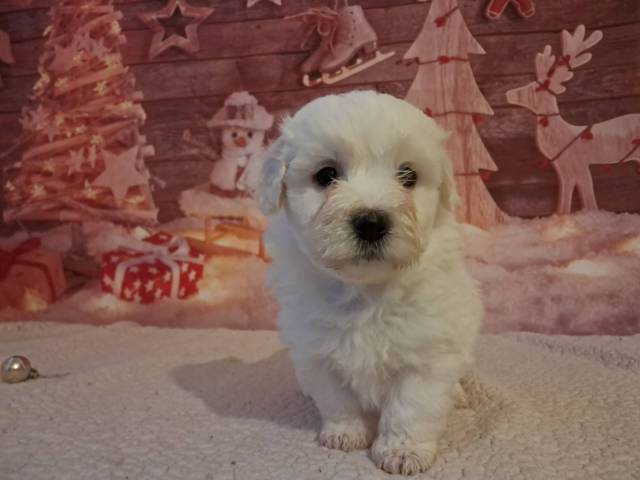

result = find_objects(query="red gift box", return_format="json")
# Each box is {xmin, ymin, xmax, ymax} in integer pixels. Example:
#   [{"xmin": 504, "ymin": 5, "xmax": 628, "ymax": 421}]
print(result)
[
  {"xmin": 101, "ymin": 232, "xmax": 205, "ymax": 304},
  {"xmin": 0, "ymin": 238, "xmax": 66, "ymax": 311}
]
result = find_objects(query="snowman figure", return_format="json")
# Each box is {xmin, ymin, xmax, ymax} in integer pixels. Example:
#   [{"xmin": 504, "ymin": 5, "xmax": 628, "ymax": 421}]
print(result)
[
  {"xmin": 207, "ymin": 91, "xmax": 274, "ymax": 201},
  {"xmin": 179, "ymin": 92, "xmax": 274, "ymax": 230}
]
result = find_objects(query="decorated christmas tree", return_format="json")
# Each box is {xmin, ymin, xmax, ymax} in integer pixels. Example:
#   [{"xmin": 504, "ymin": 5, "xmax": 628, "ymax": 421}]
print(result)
[
  {"xmin": 3, "ymin": 0, "xmax": 158, "ymax": 225},
  {"xmin": 403, "ymin": 0, "xmax": 505, "ymax": 228}
]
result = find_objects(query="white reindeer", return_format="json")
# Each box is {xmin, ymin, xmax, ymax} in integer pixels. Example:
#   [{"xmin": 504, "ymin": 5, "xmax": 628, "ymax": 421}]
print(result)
[{"xmin": 506, "ymin": 25, "xmax": 640, "ymax": 215}]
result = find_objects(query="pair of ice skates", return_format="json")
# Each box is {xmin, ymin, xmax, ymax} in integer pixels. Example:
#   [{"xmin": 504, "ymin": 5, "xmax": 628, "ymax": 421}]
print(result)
[{"xmin": 291, "ymin": 3, "xmax": 395, "ymax": 87}]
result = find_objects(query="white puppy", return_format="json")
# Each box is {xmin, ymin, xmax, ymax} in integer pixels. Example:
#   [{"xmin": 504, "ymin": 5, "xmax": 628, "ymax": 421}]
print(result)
[{"xmin": 258, "ymin": 91, "xmax": 482, "ymax": 475}]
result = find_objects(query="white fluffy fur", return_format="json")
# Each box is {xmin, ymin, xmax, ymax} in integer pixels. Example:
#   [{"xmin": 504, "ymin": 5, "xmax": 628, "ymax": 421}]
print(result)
[{"xmin": 258, "ymin": 91, "xmax": 483, "ymax": 475}]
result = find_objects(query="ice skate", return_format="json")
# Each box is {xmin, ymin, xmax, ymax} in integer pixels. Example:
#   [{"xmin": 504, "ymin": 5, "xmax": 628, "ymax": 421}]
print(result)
[
  {"xmin": 292, "ymin": 7, "xmax": 339, "ymax": 87},
  {"xmin": 290, "ymin": 3, "xmax": 395, "ymax": 87}
]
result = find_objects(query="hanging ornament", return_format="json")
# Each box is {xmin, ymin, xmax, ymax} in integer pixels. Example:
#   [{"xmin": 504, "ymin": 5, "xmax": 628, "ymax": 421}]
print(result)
[
  {"xmin": 94, "ymin": 80, "xmax": 108, "ymax": 96},
  {"xmin": 31, "ymin": 183, "xmax": 47, "ymax": 198},
  {"xmin": 67, "ymin": 148, "xmax": 87, "ymax": 174},
  {"xmin": 92, "ymin": 146, "xmax": 149, "ymax": 206},
  {"xmin": 49, "ymin": 43, "xmax": 77, "ymax": 74},
  {"xmin": 0, "ymin": 29, "xmax": 16, "ymax": 88},
  {"xmin": 485, "ymin": 0, "xmax": 535, "ymax": 20},
  {"xmin": 2, "ymin": 356, "xmax": 39, "ymax": 384},
  {"xmin": 42, "ymin": 159, "xmax": 56, "ymax": 173},
  {"xmin": 82, "ymin": 180, "xmax": 99, "ymax": 199},
  {"xmin": 288, "ymin": 3, "xmax": 394, "ymax": 87},
  {"xmin": 247, "ymin": 0, "xmax": 282, "ymax": 7},
  {"xmin": 138, "ymin": 0, "xmax": 215, "ymax": 60}
]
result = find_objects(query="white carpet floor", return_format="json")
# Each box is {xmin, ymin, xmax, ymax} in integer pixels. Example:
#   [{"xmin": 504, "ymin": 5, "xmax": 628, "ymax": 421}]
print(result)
[{"xmin": 1, "ymin": 322, "xmax": 638, "ymax": 480}]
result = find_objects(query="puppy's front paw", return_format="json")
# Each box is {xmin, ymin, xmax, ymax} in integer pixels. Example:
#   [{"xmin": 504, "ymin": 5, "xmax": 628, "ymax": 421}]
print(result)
[
  {"xmin": 318, "ymin": 419, "xmax": 372, "ymax": 452},
  {"xmin": 371, "ymin": 437, "xmax": 437, "ymax": 475}
]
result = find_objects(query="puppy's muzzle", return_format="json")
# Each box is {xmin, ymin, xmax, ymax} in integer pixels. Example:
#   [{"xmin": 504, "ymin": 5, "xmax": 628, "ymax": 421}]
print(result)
[{"xmin": 350, "ymin": 209, "xmax": 390, "ymax": 244}]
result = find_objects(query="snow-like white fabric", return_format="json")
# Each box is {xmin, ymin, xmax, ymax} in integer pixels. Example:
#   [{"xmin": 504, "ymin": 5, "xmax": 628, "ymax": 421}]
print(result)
[
  {"xmin": 0, "ymin": 219, "xmax": 278, "ymax": 330},
  {"xmin": 2, "ymin": 211, "xmax": 639, "ymax": 335},
  {"xmin": 466, "ymin": 211, "xmax": 640, "ymax": 335},
  {"xmin": 1, "ymin": 322, "xmax": 638, "ymax": 480}
]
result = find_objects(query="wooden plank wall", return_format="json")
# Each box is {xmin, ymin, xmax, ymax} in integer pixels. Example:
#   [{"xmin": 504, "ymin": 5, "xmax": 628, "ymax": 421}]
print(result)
[{"xmin": 1, "ymin": 0, "xmax": 639, "ymax": 225}]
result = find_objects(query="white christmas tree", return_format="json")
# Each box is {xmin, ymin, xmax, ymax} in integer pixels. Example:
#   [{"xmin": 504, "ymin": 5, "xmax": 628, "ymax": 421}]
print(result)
[
  {"xmin": 3, "ymin": 0, "xmax": 158, "ymax": 225},
  {"xmin": 404, "ymin": 0, "xmax": 505, "ymax": 228}
]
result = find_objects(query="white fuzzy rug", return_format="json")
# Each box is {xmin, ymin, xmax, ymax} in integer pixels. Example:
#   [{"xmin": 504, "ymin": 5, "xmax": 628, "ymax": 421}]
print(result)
[{"xmin": 1, "ymin": 322, "xmax": 638, "ymax": 480}]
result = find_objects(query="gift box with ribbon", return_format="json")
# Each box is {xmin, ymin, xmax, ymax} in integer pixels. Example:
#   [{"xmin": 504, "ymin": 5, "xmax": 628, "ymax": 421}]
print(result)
[
  {"xmin": 100, "ymin": 232, "xmax": 205, "ymax": 304},
  {"xmin": 0, "ymin": 238, "xmax": 67, "ymax": 311}
]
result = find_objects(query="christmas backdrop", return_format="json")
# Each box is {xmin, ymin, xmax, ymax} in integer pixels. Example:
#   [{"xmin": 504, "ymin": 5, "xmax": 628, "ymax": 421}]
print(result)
[
  {"xmin": 0, "ymin": 0, "xmax": 639, "ymax": 231},
  {"xmin": 3, "ymin": 1, "xmax": 158, "ymax": 225},
  {"xmin": 1, "ymin": 6, "xmax": 640, "ymax": 475}
]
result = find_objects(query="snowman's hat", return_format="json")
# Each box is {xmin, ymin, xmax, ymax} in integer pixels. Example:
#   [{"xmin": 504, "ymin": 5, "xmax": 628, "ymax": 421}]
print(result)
[{"xmin": 207, "ymin": 91, "xmax": 274, "ymax": 131}]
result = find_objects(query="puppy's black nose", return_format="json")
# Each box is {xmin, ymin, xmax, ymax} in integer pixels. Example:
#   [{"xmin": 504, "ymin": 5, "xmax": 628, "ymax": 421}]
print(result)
[{"xmin": 351, "ymin": 210, "xmax": 390, "ymax": 243}]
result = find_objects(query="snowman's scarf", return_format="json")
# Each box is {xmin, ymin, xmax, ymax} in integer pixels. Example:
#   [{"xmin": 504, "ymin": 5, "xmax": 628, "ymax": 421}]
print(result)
[{"xmin": 209, "ymin": 157, "xmax": 250, "ymax": 199}]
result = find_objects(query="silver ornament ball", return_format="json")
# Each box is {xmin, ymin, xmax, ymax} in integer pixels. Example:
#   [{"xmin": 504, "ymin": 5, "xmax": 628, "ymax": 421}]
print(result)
[{"xmin": 2, "ymin": 355, "xmax": 39, "ymax": 384}]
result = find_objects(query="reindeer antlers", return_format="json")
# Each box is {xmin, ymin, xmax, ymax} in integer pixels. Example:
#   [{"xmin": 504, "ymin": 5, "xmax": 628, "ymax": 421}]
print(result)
[
  {"xmin": 561, "ymin": 25, "xmax": 603, "ymax": 69},
  {"xmin": 535, "ymin": 25, "xmax": 603, "ymax": 95}
]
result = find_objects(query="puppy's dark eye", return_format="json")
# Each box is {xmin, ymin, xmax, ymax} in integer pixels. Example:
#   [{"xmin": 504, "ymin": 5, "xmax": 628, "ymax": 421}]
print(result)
[
  {"xmin": 248, "ymin": 132, "xmax": 253, "ymax": 139},
  {"xmin": 231, "ymin": 132, "xmax": 238, "ymax": 138},
  {"xmin": 397, "ymin": 165, "xmax": 417, "ymax": 188},
  {"xmin": 314, "ymin": 166, "xmax": 338, "ymax": 188}
]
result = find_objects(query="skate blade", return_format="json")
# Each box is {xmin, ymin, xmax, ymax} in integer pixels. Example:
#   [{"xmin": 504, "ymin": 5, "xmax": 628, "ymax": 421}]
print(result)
[
  {"xmin": 302, "ymin": 74, "xmax": 323, "ymax": 88},
  {"xmin": 321, "ymin": 50, "xmax": 396, "ymax": 85}
]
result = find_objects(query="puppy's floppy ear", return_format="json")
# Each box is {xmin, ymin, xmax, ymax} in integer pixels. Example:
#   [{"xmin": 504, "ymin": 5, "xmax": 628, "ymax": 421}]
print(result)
[{"xmin": 258, "ymin": 130, "xmax": 294, "ymax": 215}]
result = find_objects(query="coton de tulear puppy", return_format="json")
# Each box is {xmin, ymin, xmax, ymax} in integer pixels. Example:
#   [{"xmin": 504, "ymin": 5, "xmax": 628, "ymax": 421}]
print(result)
[{"xmin": 258, "ymin": 91, "xmax": 482, "ymax": 475}]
